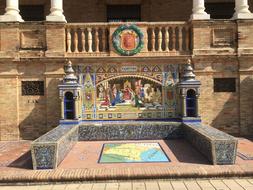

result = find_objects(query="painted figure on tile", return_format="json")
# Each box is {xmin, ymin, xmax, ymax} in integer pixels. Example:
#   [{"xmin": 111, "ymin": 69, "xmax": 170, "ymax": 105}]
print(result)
[
  {"xmin": 140, "ymin": 85, "xmax": 145, "ymax": 101},
  {"xmin": 167, "ymin": 90, "xmax": 174, "ymax": 100},
  {"xmin": 123, "ymin": 80, "xmax": 132, "ymax": 100},
  {"xmin": 135, "ymin": 79, "xmax": 142, "ymax": 95},
  {"xmin": 98, "ymin": 85, "xmax": 105, "ymax": 101},
  {"xmin": 134, "ymin": 88, "xmax": 144, "ymax": 108},
  {"xmin": 144, "ymin": 84, "xmax": 152, "ymax": 102},
  {"xmin": 150, "ymin": 88, "xmax": 156, "ymax": 102},
  {"xmin": 83, "ymin": 73, "xmax": 95, "ymax": 110},
  {"xmin": 111, "ymin": 90, "xmax": 124, "ymax": 106},
  {"xmin": 101, "ymin": 88, "xmax": 110, "ymax": 107},
  {"xmin": 154, "ymin": 88, "xmax": 162, "ymax": 103},
  {"xmin": 165, "ymin": 71, "xmax": 174, "ymax": 87},
  {"xmin": 112, "ymin": 84, "xmax": 117, "ymax": 99}
]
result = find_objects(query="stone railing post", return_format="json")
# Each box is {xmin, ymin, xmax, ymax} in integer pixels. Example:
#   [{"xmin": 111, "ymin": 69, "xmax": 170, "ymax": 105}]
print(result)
[
  {"xmin": 233, "ymin": 0, "xmax": 253, "ymax": 19},
  {"xmin": 46, "ymin": 0, "xmax": 66, "ymax": 22},
  {"xmin": 191, "ymin": 0, "xmax": 210, "ymax": 20},
  {"xmin": 0, "ymin": 0, "xmax": 23, "ymax": 22}
]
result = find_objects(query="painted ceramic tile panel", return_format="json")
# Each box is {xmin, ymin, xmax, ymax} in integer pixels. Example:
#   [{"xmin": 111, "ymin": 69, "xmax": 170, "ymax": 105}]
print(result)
[{"xmin": 74, "ymin": 64, "xmax": 179, "ymax": 120}]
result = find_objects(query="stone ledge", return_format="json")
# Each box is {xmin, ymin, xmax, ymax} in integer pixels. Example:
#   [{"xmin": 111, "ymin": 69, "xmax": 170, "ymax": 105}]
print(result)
[{"xmin": 0, "ymin": 164, "xmax": 252, "ymax": 183}]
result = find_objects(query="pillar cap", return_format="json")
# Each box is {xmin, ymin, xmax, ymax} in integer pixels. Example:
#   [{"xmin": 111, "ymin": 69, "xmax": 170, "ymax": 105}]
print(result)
[
  {"xmin": 63, "ymin": 61, "xmax": 78, "ymax": 84},
  {"xmin": 182, "ymin": 59, "xmax": 196, "ymax": 81}
]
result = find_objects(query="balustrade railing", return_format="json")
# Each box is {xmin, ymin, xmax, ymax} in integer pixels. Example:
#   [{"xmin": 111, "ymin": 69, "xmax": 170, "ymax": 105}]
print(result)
[
  {"xmin": 66, "ymin": 23, "xmax": 109, "ymax": 55},
  {"xmin": 146, "ymin": 22, "xmax": 191, "ymax": 53},
  {"xmin": 65, "ymin": 22, "xmax": 191, "ymax": 56}
]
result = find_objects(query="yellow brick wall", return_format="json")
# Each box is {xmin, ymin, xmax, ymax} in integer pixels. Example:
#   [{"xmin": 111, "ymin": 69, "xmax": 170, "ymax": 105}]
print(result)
[
  {"xmin": 0, "ymin": 1, "xmax": 253, "ymax": 140},
  {"xmin": 195, "ymin": 58, "xmax": 240, "ymax": 135},
  {"xmin": 0, "ymin": 61, "xmax": 63, "ymax": 140},
  {"xmin": 18, "ymin": 62, "xmax": 47, "ymax": 140},
  {"xmin": 0, "ymin": 62, "xmax": 19, "ymax": 141},
  {"xmin": 1, "ymin": 0, "xmax": 252, "ymax": 22}
]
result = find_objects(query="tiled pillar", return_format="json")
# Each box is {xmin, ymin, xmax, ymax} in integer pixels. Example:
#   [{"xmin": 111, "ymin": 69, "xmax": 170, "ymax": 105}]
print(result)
[
  {"xmin": 46, "ymin": 0, "xmax": 66, "ymax": 22},
  {"xmin": 60, "ymin": 98, "xmax": 65, "ymax": 119},
  {"xmin": 195, "ymin": 95, "xmax": 199, "ymax": 117},
  {"xmin": 191, "ymin": 0, "xmax": 210, "ymax": 20},
  {"xmin": 0, "ymin": 0, "xmax": 23, "ymax": 22},
  {"xmin": 233, "ymin": 0, "xmax": 253, "ymax": 19},
  {"xmin": 74, "ymin": 98, "xmax": 78, "ymax": 119},
  {"xmin": 182, "ymin": 96, "xmax": 187, "ymax": 117}
]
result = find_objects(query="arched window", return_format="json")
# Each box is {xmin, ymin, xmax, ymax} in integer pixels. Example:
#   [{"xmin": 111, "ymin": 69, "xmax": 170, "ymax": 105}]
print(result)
[
  {"xmin": 64, "ymin": 92, "xmax": 75, "ymax": 119},
  {"xmin": 186, "ymin": 89, "xmax": 196, "ymax": 117}
]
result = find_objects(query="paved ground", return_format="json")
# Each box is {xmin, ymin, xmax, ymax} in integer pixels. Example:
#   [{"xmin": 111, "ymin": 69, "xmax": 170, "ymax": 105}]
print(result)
[
  {"xmin": 1, "ymin": 178, "xmax": 253, "ymax": 190},
  {"xmin": 60, "ymin": 139, "xmax": 209, "ymax": 169},
  {"xmin": 0, "ymin": 138, "xmax": 252, "ymax": 182}
]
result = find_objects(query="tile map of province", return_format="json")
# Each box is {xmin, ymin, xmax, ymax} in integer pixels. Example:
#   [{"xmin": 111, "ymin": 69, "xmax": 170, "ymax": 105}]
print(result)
[{"xmin": 99, "ymin": 143, "xmax": 170, "ymax": 163}]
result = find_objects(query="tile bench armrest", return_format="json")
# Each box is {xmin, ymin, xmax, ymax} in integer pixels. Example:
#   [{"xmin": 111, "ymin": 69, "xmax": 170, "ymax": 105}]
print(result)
[
  {"xmin": 31, "ymin": 125, "xmax": 79, "ymax": 170},
  {"xmin": 183, "ymin": 123, "xmax": 238, "ymax": 165}
]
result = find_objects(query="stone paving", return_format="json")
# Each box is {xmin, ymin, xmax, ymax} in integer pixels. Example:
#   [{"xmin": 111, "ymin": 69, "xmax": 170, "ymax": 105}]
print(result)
[
  {"xmin": 1, "ymin": 178, "xmax": 253, "ymax": 190},
  {"xmin": 0, "ymin": 138, "xmax": 252, "ymax": 182}
]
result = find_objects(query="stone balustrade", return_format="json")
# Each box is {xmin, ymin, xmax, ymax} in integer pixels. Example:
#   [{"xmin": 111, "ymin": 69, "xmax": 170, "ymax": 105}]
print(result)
[
  {"xmin": 65, "ymin": 22, "xmax": 191, "ymax": 56},
  {"xmin": 65, "ymin": 23, "xmax": 109, "ymax": 55},
  {"xmin": 146, "ymin": 22, "xmax": 191, "ymax": 54},
  {"xmin": 0, "ymin": 20, "xmax": 243, "ymax": 59}
]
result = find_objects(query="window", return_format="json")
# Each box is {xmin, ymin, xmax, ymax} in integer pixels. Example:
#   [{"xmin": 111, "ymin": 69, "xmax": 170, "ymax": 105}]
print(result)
[
  {"xmin": 20, "ymin": 5, "xmax": 45, "ymax": 21},
  {"xmin": 205, "ymin": 2, "xmax": 235, "ymax": 19},
  {"xmin": 64, "ymin": 92, "xmax": 75, "ymax": 120},
  {"xmin": 107, "ymin": 5, "xmax": 141, "ymax": 22},
  {"xmin": 186, "ymin": 90, "xmax": 196, "ymax": 117},
  {"xmin": 214, "ymin": 78, "xmax": 236, "ymax": 92},
  {"xmin": 22, "ymin": 81, "xmax": 44, "ymax": 96}
]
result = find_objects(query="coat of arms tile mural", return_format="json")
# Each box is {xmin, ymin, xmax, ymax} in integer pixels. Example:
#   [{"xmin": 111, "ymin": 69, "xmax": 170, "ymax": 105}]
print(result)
[
  {"xmin": 112, "ymin": 25, "xmax": 144, "ymax": 56},
  {"xmin": 73, "ymin": 64, "xmax": 179, "ymax": 120}
]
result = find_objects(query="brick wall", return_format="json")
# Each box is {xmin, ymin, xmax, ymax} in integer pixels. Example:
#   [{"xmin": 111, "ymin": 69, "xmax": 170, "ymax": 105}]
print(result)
[
  {"xmin": 1, "ymin": 0, "xmax": 252, "ymax": 22},
  {"xmin": 0, "ymin": 1, "xmax": 253, "ymax": 140},
  {"xmin": 195, "ymin": 58, "xmax": 240, "ymax": 135},
  {"xmin": 0, "ymin": 63, "xmax": 19, "ymax": 141},
  {"xmin": 0, "ymin": 61, "xmax": 63, "ymax": 140}
]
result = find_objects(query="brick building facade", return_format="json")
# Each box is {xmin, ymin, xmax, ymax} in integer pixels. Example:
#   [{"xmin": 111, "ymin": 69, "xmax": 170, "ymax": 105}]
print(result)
[{"xmin": 0, "ymin": 0, "xmax": 253, "ymax": 141}]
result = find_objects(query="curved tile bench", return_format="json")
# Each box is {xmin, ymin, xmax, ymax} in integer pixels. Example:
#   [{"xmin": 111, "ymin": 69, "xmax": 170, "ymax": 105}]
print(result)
[
  {"xmin": 183, "ymin": 123, "xmax": 238, "ymax": 165},
  {"xmin": 31, "ymin": 125, "xmax": 79, "ymax": 170},
  {"xmin": 31, "ymin": 121, "xmax": 238, "ymax": 169}
]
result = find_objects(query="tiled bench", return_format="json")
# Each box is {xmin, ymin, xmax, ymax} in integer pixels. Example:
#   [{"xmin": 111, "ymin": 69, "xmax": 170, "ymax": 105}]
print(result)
[
  {"xmin": 79, "ymin": 121, "xmax": 183, "ymax": 140},
  {"xmin": 183, "ymin": 123, "xmax": 238, "ymax": 165},
  {"xmin": 31, "ymin": 121, "xmax": 238, "ymax": 170},
  {"xmin": 31, "ymin": 125, "xmax": 79, "ymax": 169}
]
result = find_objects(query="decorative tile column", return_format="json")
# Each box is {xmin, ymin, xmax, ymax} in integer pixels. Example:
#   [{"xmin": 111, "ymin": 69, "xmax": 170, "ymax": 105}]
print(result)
[
  {"xmin": 46, "ymin": 0, "xmax": 66, "ymax": 22},
  {"xmin": 191, "ymin": 0, "xmax": 210, "ymax": 20},
  {"xmin": 181, "ymin": 93, "xmax": 187, "ymax": 117},
  {"xmin": 177, "ymin": 59, "xmax": 201, "ymax": 119},
  {"xmin": 58, "ymin": 61, "xmax": 82, "ymax": 121},
  {"xmin": 0, "ymin": 0, "xmax": 23, "ymax": 22},
  {"xmin": 233, "ymin": 0, "xmax": 253, "ymax": 19}
]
